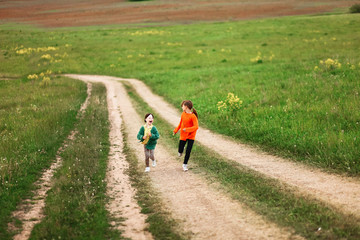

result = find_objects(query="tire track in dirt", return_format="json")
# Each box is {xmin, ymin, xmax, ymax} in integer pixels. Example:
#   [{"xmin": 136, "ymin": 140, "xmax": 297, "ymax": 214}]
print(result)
[
  {"xmin": 8, "ymin": 83, "xmax": 92, "ymax": 240},
  {"xmin": 67, "ymin": 75, "xmax": 360, "ymax": 220},
  {"xmin": 102, "ymin": 79, "xmax": 153, "ymax": 240},
  {"xmin": 66, "ymin": 74, "xmax": 303, "ymax": 240}
]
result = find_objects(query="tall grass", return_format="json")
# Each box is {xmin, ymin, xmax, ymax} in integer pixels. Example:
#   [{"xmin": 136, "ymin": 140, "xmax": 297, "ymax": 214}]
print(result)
[
  {"xmin": 0, "ymin": 12, "xmax": 359, "ymax": 175},
  {"xmin": 0, "ymin": 77, "xmax": 87, "ymax": 239}
]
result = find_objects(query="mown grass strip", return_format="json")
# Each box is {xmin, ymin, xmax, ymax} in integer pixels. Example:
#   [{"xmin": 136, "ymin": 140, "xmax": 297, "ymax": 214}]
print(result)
[
  {"xmin": 123, "ymin": 81, "xmax": 360, "ymax": 240},
  {"xmin": 29, "ymin": 83, "xmax": 121, "ymax": 239},
  {"xmin": 0, "ymin": 76, "xmax": 87, "ymax": 240}
]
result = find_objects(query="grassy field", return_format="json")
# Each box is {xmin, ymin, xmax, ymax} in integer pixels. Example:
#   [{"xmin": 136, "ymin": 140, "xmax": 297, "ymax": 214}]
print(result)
[
  {"xmin": 1, "ymin": 12, "xmax": 359, "ymax": 175},
  {"xmin": 0, "ymin": 9, "xmax": 359, "ymax": 239},
  {"xmin": 0, "ymin": 76, "xmax": 87, "ymax": 239}
]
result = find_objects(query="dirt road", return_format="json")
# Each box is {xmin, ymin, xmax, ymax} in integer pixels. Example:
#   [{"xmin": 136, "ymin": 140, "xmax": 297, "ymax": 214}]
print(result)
[
  {"xmin": 9, "ymin": 73, "xmax": 359, "ymax": 239},
  {"xmin": 67, "ymin": 74, "xmax": 303, "ymax": 239}
]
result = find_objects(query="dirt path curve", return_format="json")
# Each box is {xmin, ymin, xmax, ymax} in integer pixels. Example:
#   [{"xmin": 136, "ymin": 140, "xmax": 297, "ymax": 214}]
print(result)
[
  {"xmin": 67, "ymin": 75, "xmax": 360, "ymax": 220},
  {"xmin": 8, "ymin": 83, "xmax": 92, "ymax": 240},
  {"xmin": 66, "ymin": 74, "xmax": 302, "ymax": 240}
]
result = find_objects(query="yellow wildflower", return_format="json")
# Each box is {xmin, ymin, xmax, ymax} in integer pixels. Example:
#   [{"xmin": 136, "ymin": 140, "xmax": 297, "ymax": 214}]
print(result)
[
  {"xmin": 217, "ymin": 93, "xmax": 243, "ymax": 112},
  {"xmin": 40, "ymin": 76, "xmax": 51, "ymax": 87},
  {"xmin": 321, "ymin": 58, "xmax": 341, "ymax": 70},
  {"xmin": 217, "ymin": 101, "xmax": 226, "ymax": 111},
  {"xmin": 41, "ymin": 54, "xmax": 52, "ymax": 60},
  {"xmin": 16, "ymin": 49, "xmax": 28, "ymax": 54},
  {"xmin": 27, "ymin": 74, "xmax": 38, "ymax": 80}
]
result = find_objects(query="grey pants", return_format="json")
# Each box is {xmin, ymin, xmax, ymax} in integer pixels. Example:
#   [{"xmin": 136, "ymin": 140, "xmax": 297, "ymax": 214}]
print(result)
[{"xmin": 144, "ymin": 145, "xmax": 155, "ymax": 167}]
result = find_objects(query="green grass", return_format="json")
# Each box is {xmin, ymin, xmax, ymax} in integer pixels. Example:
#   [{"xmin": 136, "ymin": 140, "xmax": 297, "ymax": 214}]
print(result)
[
  {"xmin": 1, "ymin": 13, "xmax": 359, "ymax": 175},
  {"xmin": 29, "ymin": 83, "xmax": 121, "ymax": 239},
  {"xmin": 124, "ymin": 81, "xmax": 360, "ymax": 239},
  {"xmin": 0, "ymin": 76, "xmax": 86, "ymax": 239}
]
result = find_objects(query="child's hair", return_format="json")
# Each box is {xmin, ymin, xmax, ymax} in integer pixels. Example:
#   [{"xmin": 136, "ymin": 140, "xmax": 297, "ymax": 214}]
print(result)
[
  {"xmin": 181, "ymin": 100, "xmax": 198, "ymax": 119},
  {"xmin": 144, "ymin": 113, "xmax": 154, "ymax": 122}
]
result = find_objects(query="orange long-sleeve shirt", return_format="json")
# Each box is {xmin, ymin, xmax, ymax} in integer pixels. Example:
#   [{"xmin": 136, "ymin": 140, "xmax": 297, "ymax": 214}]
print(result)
[{"xmin": 173, "ymin": 112, "xmax": 199, "ymax": 140}]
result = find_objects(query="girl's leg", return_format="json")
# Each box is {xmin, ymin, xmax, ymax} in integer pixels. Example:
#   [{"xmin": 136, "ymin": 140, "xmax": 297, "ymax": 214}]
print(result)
[
  {"xmin": 184, "ymin": 139, "xmax": 194, "ymax": 164},
  {"xmin": 149, "ymin": 149, "xmax": 156, "ymax": 167},
  {"xmin": 149, "ymin": 149, "xmax": 155, "ymax": 161},
  {"xmin": 178, "ymin": 140, "xmax": 186, "ymax": 154},
  {"xmin": 144, "ymin": 146, "xmax": 150, "ymax": 167}
]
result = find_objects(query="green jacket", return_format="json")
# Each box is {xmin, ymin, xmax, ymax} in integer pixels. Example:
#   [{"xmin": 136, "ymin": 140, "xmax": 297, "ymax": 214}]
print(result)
[{"xmin": 137, "ymin": 125, "xmax": 160, "ymax": 150}]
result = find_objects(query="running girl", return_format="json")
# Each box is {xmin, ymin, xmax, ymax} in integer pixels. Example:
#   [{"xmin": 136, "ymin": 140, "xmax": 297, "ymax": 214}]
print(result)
[
  {"xmin": 137, "ymin": 113, "xmax": 160, "ymax": 172},
  {"xmin": 173, "ymin": 100, "xmax": 199, "ymax": 171}
]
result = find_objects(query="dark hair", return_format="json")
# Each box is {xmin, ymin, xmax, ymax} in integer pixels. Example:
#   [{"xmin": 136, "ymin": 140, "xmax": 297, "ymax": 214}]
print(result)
[
  {"xmin": 181, "ymin": 100, "xmax": 198, "ymax": 119},
  {"xmin": 144, "ymin": 113, "xmax": 154, "ymax": 122}
]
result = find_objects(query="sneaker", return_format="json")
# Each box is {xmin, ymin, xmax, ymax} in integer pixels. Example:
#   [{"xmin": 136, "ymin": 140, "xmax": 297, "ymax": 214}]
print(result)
[
  {"xmin": 145, "ymin": 167, "xmax": 150, "ymax": 172},
  {"xmin": 178, "ymin": 152, "xmax": 183, "ymax": 157},
  {"xmin": 152, "ymin": 160, "xmax": 156, "ymax": 167},
  {"xmin": 183, "ymin": 164, "xmax": 188, "ymax": 172}
]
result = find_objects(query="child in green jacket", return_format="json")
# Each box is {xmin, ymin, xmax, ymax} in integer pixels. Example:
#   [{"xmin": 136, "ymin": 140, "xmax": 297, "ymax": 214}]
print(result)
[{"xmin": 137, "ymin": 113, "xmax": 160, "ymax": 172}]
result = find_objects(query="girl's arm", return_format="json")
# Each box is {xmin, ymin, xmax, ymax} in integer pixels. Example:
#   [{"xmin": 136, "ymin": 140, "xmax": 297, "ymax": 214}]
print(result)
[
  {"xmin": 137, "ymin": 126, "xmax": 145, "ymax": 141},
  {"xmin": 150, "ymin": 126, "xmax": 160, "ymax": 140},
  {"xmin": 173, "ymin": 118, "xmax": 182, "ymax": 134},
  {"xmin": 184, "ymin": 115, "xmax": 199, "ymax": 133}
]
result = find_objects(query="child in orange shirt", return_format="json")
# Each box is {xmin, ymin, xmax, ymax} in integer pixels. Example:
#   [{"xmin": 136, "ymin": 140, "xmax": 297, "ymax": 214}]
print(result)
[{"xmin": 173, "ymin": 100, "xmax": 198, "ymax": 171}]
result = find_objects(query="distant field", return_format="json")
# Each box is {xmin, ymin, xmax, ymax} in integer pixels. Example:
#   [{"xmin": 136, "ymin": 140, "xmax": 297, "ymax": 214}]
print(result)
[{"xmin": 0, "ymin": 0, "xmax": 358, "ymax": 27}]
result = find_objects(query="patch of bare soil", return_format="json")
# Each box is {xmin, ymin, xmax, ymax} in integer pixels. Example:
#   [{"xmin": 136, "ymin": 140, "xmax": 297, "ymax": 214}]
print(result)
[
  {"xmin": 69, "ymin": 75, "xmax": 360, "ymax": 222},
  {"xmin": 0, "ymin": 0, "xmax": 357, "ymax": 28},
  {"xmin": 67, "ymin": 74, "xmax": 304, "ymax": 239},
  {"xmin": 8, "ymin": 83, "xmax": 92, "ymax": 240}
]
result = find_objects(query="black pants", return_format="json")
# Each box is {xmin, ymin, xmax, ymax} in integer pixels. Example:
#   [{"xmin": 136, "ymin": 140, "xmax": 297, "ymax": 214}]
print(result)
[{"xmin": 178, "ymin": 139, "xmax": 194, "ymax": 164}]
